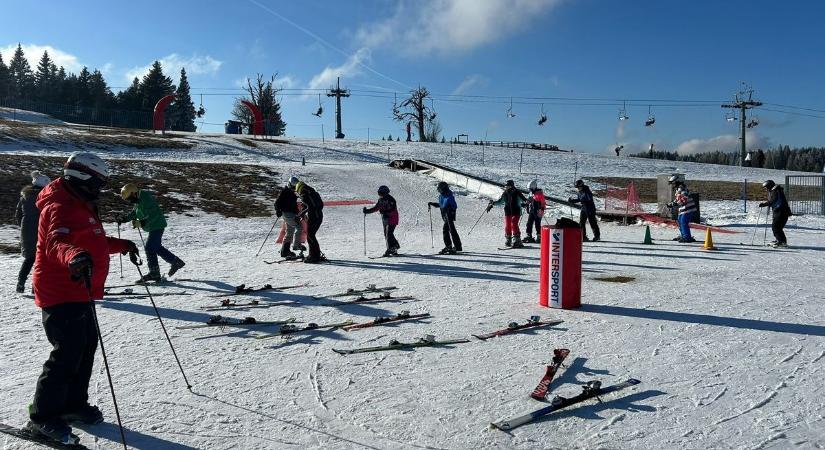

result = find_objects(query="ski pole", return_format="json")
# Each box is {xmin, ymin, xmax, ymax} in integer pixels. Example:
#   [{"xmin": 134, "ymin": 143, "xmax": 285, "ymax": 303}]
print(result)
[
  {"xmin": 363, "ymin": 213, "xmax": 367, "ymax": 256},
  {"xmin": 83, "ymin": 270, "xmax": 128, "ymax": 450},
  {"xmin": 255, "ymin": 218, "xmax": 281, "ymax": 258},
  {"xmin": 130, "ymin": 254, "xmax": 193, "ymax": 390},
  {"xmin": 467, "ymin": 207, "xmax": 488, "ymax": 236},
  {"xmin": 136, "ymin": 227, "xmax": 146, "ymax": 248},
  {"xmin": 762, "ymin": 207, "xmax": 770, "ymax": 246},
  {"xmin": 428, "ymin": 206, "xmax": 435, "ymax": 249},
  {"xmin": 749, "ymin": 207, "xmax": 763, "ymax": 246},
  {"xmin": 117, "ymin": 222, "xmax": 123, "ymax": 279}
]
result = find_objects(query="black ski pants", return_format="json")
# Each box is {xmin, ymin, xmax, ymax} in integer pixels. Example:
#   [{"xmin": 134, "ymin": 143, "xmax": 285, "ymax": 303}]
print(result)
[
  {"xmin": 306, "ymin": 212, "xmax": 323, "ymax": 258},
  {"xmin": 30, "ymin": 302, "xmax": 98, "ymax": 422},
  {"xmin": 18, "ymin": 255, "xmax": 35, "ymax": 289},
  {"xmin": 383, "ymin": 220, "xmax": 400, "ymax": 251},
  {"xmin": 579, "ymin": 210, "xmax": 600, "ymax": 240},
  {"xmin": 525, "ymin": 211, "xmax": 542, "ymax": 237},
  {"xmin": 442, "ymin": 211, "xmax": 462, "ymax": 250},
  {"xmin": 772, "ymin": 210, "xmax": 789, "ymax": 244}
]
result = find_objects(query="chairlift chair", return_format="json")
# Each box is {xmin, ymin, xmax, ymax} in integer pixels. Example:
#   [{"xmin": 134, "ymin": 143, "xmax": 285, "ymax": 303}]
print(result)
[
  {"xmin": 506, "ymin": 97, "xmax": 516, "ymax": 118},
  {"xmin": 725, "ymin": 111, "xmax": 737, "ymax": 122},
  {"xmin": 196, "ymin": 94, "xmax": 206, "ymax": 118},
  {"xmin": 746, "ymin": 115, "xmax": 759, "ymax": 128},
  {"xmin": 644, "ymin": 105, "xmax": 655, "ymax": 126},
  {"xmin": 618, "ymin": 100, "xmax": 629, "ymax": 121},
  {"xmin": 312, "ymin": 94, "xmax": 323, "ymax": 117},
  {"xmin": 537, "ymin": 104, "xmax": 548, "ymax": 126},
  {"xmin": 429, "ymin": 98, "xmax": 437, "ymax": 121}
]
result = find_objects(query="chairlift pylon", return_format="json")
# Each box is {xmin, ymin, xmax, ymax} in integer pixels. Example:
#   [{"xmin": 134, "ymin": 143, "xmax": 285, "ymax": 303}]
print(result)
[
  {"xmin": 618, "ymin": 100, "xmax": 629, "ymax": 121},
  {"xmin": 644, "ymin": 105, "xmax": 655, "ymax": 127},
  {"xmin": 312, "ymin": 94, "xmax": 323, "ymax": 117},
  {"xmin": 537, "ymin": 104, "xmax": 548, "ymax": 126},
  {"xmin": 506, "ymin": 97, "xmax": 516, "ymax": 118}
]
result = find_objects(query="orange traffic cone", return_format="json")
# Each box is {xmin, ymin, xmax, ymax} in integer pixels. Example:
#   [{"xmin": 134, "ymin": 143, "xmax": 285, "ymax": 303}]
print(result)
[
  {"xmin": 702, "ymin": 227, "xmax": 716, "ymax": 250},
  {"xmin": 643, "ymin": 225, "xmax": 653, "ymax": 245}
]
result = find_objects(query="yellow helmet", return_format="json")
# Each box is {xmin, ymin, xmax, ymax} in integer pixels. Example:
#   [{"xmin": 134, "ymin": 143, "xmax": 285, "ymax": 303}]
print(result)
[
  {"xmin": 120, "ymin": 183, "xmax": 139, "ymax": 200},
  {"xmin": 294, "ymin": 181, "xmax": 305, "ymax": 192}
]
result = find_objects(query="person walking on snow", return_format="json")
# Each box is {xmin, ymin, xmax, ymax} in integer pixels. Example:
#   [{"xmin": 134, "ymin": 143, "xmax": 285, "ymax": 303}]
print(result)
[
  {"xmin": 293, "ymin": 178, "xmax": 325, "ymax": 263},
  {"xmin": 275, "ymin": 179, "xmax": 304, "ymax": 259},
  {"xmin": 487, "ymin": 179, "xmax": 527, "ymax": 248},
  {"xmin": 28, "ymin": 152, "xmax": 139, "ymax": 445},
  {"xmin": 759, "ymin": 179, "xmax": 791, "ymax": 247},
  {"xmin": 428, "ymin": 181, "xmax": 462, "ymax": 254},
  {"xmin": 117, "ymin": 183, "xmax": 185, "ymax": 282},
  {"xmin": 363, "ymin": 185, "xmax": 400, "ymax": 256},
  {"xmin": 666, "ymin": 176, "xmax": 696, "ymax": 243},
  {"xmin": 523, "ymin": 180, "xmax": 546, "ymax": 244},
  {"xmin": 15, "ymin": 171, "xmax": 50, "ymax": 293},
  {"xmin": 568, "ymin": 179, "xmax": 601, "ymax": 242}
]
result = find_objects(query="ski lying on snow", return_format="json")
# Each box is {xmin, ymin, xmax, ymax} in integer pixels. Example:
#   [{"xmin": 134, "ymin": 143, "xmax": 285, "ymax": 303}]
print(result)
[
  {"xmin": 473, "ymin": 317, "xmax": 564, "ymax": 340},
  {"xmin": 105, "ymin": 290, "xmax": 191, "ymax": 297},
  {"xmin": 317, "ymin": 285, "xmax": 398, "ymax": 298},
  {"xmin": 255, "ymin": 320, "xmax": 355, "ymax": 339},
  {"xmin": 530, "ymin": 349, "xmax": 570, "ymax": 400},
  {"xmin": 0, "ymin": 423, "xmax": 87, "ymax": 449},
  {"xmin": 491, "ymin": 378, "xmax": 642, "ymax": 431},
  {"xmin": 176, "ymin": 316, "xmax": 297, "ymax": 329},
  {"xmin": 343, "ymin": 311, "xmax": 430, "ymax": 331},
  {"xmin": 207, "ymin": 283, "xmax": 307, "ymax": 297},
  {"xmin": 200, "ymin": 299, "xmax": 285, "ymax": 311},
  {"xmin": 332, "ymin": 336, "xmax": 470, "ymax": 355}
]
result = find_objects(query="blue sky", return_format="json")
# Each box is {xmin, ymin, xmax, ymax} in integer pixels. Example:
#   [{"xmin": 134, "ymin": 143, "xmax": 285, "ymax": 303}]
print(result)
[{"xmin": 3, "ymin": 0, "xmax": 825, "ymax": 154}]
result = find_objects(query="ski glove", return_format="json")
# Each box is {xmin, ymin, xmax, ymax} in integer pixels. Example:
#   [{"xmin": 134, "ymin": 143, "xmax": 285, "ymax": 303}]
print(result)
[
  {"xmin": 122, "ymin": 240, "xmax": 139, "ymax": 255},
  {"xmin": 758, "ymin": 202, "xmax": 769, "ymax": 208},
  {"xmin": 362, "ymin": 207, "xmax": 369, "ymax": 214},
  {"xmin": 68, "ymin": 252, "xmax": 93, "ymax": 278},
  {"xmin": 115, "ymin": 214, "xmax": 128, "ymax": 224},
  {"xmin": 485, "ymin": 202, "xmax": 494, "ymax": 213}
]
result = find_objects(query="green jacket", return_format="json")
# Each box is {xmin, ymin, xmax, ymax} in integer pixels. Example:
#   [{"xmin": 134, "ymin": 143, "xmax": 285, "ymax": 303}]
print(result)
[{"xmin": 126, "ymin": 190, "xmax": 167, "ymax": 232}]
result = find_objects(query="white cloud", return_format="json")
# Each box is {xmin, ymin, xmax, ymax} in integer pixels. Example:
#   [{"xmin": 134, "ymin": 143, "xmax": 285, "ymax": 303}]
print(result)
[
  {"xmin": 355, "ymin": 0, "xmax": 563, "ymax": 57},
  {"xmin": 452, "ymin": 74, "xmax": 489, "ymax": 95},
  {"xmin": 278, "ymin": 75, "xmax": 298, "ymax": 90},
  {"xmin": 674, "ymin": 131, "xmax": 769, "ymax": 155},
  {"xmin": 0, "ymin": 43, "xmax": 83, "ymax": 72},
  {"xmin": 125, "ymin": 54, "xmax": 223, "ymax": 83},
  {"xmin": 308, "ymin": 48, "xmax": 371, "ymax": 90}
]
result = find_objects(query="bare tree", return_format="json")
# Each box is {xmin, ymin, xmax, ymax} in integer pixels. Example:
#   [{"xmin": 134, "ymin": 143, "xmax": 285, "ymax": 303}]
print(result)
[
  {"xmin": 393, "ymin": 86, "xmax": 435, "ymax": 142},
  {"xmin": 232, "ymin": 73, "xmax": 286, "ymax": 136}
]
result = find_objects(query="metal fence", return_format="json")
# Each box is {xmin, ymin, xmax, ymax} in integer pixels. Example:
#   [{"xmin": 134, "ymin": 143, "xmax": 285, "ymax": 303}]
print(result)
[
  {"xmin": 785, "ymin": 175, "xmax": 825, "ymax": 215},
  {"xmin": 0, "ymin": 97, "xmax": 151, "ymax": 130}
]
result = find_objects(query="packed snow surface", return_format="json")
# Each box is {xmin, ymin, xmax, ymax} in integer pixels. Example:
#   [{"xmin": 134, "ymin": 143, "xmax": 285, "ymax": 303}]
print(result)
[{"xmin": 1, "ymin": 133, "xmax": 824, "ymax": 449}]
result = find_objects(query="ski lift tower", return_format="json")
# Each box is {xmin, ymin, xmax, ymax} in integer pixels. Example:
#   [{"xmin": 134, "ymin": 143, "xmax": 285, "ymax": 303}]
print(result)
[
  {"xmin": 722, "ymin": 83, "xmax": 762, "ymax": 166},
  {"xmin": 327, "ymin": 77, "xmax": 350, "ymax": 139}
]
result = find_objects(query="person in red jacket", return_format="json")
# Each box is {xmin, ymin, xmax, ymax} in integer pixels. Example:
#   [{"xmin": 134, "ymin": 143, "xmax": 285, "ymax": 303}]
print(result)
[{"xmin": 27, "ymin": 152, "xmax": 138, "ymax": 445}]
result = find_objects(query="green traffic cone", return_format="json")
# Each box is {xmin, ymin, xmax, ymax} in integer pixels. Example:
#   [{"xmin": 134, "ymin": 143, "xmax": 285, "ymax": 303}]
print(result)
[{"xmin": 643, "ymin": 225, "xmax": 653, "ymax": 245}]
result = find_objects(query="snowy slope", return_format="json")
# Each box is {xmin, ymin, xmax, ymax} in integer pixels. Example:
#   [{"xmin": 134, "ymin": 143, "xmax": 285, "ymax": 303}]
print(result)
[{"xmin": 1, "ymin": 131, "xmax": 825, "ymax": 449}]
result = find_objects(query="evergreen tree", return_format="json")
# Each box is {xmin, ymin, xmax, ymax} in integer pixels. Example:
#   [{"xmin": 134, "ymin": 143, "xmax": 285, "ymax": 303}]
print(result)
[
  {"xmin": 76, "ymin": 67, "xmax": 91, "ymax": 106},
  {"xmin": 117, "ymin": 77, "xmax": 142, "ymax": 110},
  {"xmin": 139, "ymin": 61, "xmax": 175, "ymax": 111},
  {"xmin": 9, "ymin": 44, "xmax": 35, "ymax": 99},
  {"xmin": 34, "ymin": 50, "xmax": 53, "ymax": 101},
  {"xmin": 168, "ymin": 68, "xmax": 196, "ymax": 131},
  {"xmin": 87, "ymin": 69, "xmax": 114, "ymax": 109},
  {"xmin": 0, "ymin": 52, "xmax": 10, "ymax": 99}
]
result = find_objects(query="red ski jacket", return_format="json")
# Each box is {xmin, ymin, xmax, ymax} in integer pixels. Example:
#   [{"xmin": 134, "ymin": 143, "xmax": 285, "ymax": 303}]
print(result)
[{"xmin": 32, "ymin": 178, "xmax": 131, "ymax": 308}]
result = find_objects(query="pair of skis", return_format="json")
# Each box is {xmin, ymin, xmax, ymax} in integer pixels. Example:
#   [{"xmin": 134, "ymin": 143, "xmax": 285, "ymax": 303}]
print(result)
[
  {"xmin": 342, "ymin": 311, "xmax": 429, "ymax": 331},
  {"xmin": 490, "ymin": 349, "xmax": 641, "ymax": 430},
  {"xmin": 255, "ymin": 320, "xmax": 355, "ymax": 339},
  {"xmin": 332, "ymin": 335, "xmax": 470, "ymax": 355},
  {"xmin": 315, "ymin": 285, "xmax": 397, "ymax": 299},
  {"xmin": 176, "ymin": 316, "xmax": 297, "ymax": 330},
  {"xmin": 0, "ymin": 423, "xmax": 86, "ymax": 449},
  {"xmin": 207, "ymin": 282, "xmax": 307, "ymax": 298},
  {"xmin": 473, "ymin": 316, "xmax": 563, "ymax": 340}
]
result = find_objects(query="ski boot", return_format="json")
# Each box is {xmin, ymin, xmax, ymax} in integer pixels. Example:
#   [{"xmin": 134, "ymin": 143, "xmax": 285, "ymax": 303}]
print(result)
[
  {"xmin": 522, "ymin": 235, "xmax": 535, "ymax": 244},
  {"xmin": 592, "ymin": 235, "xmax": 601, "ymax": 242},
  {"xmin": 438, "ymin": 247, "xmax": 454, "ymax": 255},
  {"xmin": 16, "ymin": 282, "xmax": 25, "ymax": 294},
  {"xmin": 61, "ymin": 404, "xmax": 104, "ymax": 425},
  {"xmin": 535, "ymin": 235, "xmax": 541, "ymax": 244},
  {"xmin": 280, "ymin": 248, "xmax": 298, "ymax": 259},
  {"xmin": 293, "ymin": 244, "xmax": 307, "ymax": 253},
  {"xmin": 383, "ymin": 249, "xmax": 394, "ymax": 257},
  {"xmin": 25, "ymin": 419, "xmax": 78, "ymax": 445},
  {"xmin": 168, "ymin": 259, "xmax": 186, "ymax": 277},
  {"xmin": 512, "ymin": 236, "xmax": 524, "ymax": 248},
  {"xmin": 583, "ymin": 235, "xmax": 591, "ymax": 242},
  {"xmin": 136, "ymin": 272, "xmax": 162, "ymax": 284},
  {"xmin": 504, "ymin": 236, "xmax": 512, "ymax": 247}
]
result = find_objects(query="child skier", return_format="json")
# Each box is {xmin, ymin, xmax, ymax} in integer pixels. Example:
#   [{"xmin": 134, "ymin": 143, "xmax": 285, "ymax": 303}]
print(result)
[
  {"xmin": 568, "ymin": 179, "xmax": 601, "ymax": 242},
  {"xmin": 666, "ymin": 176, "xmax": 697, "ymax": 243},
  {"xmin": 275, "ymin": 179, "xmax": 304, "ymax": 259},
  {"xmin": 293, "ymin": 178, "xmax": 325, "ymax": 263},
  {"xmin": 15, "ymin": 171, "xmax": 50, "ymax": 293},
  {"xmin": 118, "ymin": 183, "xmax": 185, "ymax": 282},
  {"xmin": 523, "ymin": 180, "xmax": 546, "ymax": 243},
  {"xmin": 486, "ymin": 179, "xmax": 527, "ymax": 248},
  {"xmin": 428, "ymin": 181, "xmax": 462, "ymax": 254},
  {"xmin": 364, "ymin": 185, "xmax": 400, "ymax": 256},
  {"xmin": 759, "ymin": 179, "xmax": 792, "ymax": 247},
  {"xmin": 28, "ymin": 152, "xmax": 138, "ymax": 445}
]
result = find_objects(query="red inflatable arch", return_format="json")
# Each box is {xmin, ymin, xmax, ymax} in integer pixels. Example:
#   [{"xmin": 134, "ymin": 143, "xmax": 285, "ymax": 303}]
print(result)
[
  {"xmin": 152, "ymin": 94, "xmax": 176, "ymax": 131},
  {"xmin": 240, "ymin": 100, "xmax": 264, "ymax": 136}
]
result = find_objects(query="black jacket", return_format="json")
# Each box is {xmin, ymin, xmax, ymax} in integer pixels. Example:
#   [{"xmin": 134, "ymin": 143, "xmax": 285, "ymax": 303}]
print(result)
[
  {"xmin": 297, "ymin": 183, "xmax": 324, "ymax": 219},
  {"xmin": 570, "ymin": 186, "xmax": 597, "ymax": 215},
  {"xmin": 497, "ymin": 186, "xmax": 527, "ymax": 216},
  {"xmin": 760, "ymin": 186, "xmax": 791, "ymax": 215},
  {"xmin": 275, "ymin": 187, "xmax": 299, "ymax": 216},
  {"xmin": 15, "ymin": 185, "xmax": 42, "ymax": 258}
]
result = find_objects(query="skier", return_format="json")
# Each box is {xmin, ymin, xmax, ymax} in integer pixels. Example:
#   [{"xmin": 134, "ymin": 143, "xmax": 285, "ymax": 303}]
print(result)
[
  {"xmin": 15, "ymin": 171, "xmax": 50, "ymax": 293},
  {"xmin": 666, "ymin": 176, "xmax": 697, "ymax": 243},
  {"xmin": 523, "ymin": 180, "xmax": 546, "ymax": 244},
  {"xmin": 428, "ymin": 181, "xmax": 462, "ymax": 254},
  {"xmin": 363, "ymin": 185, "xmax": 400, "ymax": 256},
  {"xmin": 758, "ymin": 179, "xmax": 791, "ymax": 247},
  {"xmin": 275, "ymin": 179, "xmax": 304, "ymax": 259},
  {"xmin": 293, "ymin": 178, "xmax": 325, "ymax": 263},
  {"xmin": 486, "ymin": 179, "xmax": 527, "ymax": 248},
  {"xmin": 28, "ymin": 152, "xmax": 138, "ymax": 444},
  {"xmin": 568, "ymin": 179, "xmax": 601, "ymax": 242},
  {"xmin": 117, "ymin": 183, "xmax": 185, "ymax": 282}
]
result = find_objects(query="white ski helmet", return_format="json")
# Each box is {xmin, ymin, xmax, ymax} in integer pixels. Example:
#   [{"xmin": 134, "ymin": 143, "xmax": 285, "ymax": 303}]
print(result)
[
  {"xmin": 287, "ymin": 176, "xmax": 300, "ymax": 188},
  {"xmin": 668, "ymin": 175, "xmax": 681, "ymax": 184},
  {"xmin": 31, "ymin": 171, "xmax": 50, "ymax": 187},
  {"xmin": 64, "ymin": 152, "xmax": 109, "ymax": 181},
  {"xmin": 528, "ymin": 180, "xmax": 538, "ymax": 191}
]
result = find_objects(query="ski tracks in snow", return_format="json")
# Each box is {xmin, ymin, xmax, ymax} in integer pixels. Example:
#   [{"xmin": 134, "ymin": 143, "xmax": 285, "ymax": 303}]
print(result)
[
  {"xmin": 714, "ymin": 366, "xmax": 802, "ymax": 425},
  {"xmin": 309, "ymin": 356, "xmax": 328, "ymax": 411}
]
